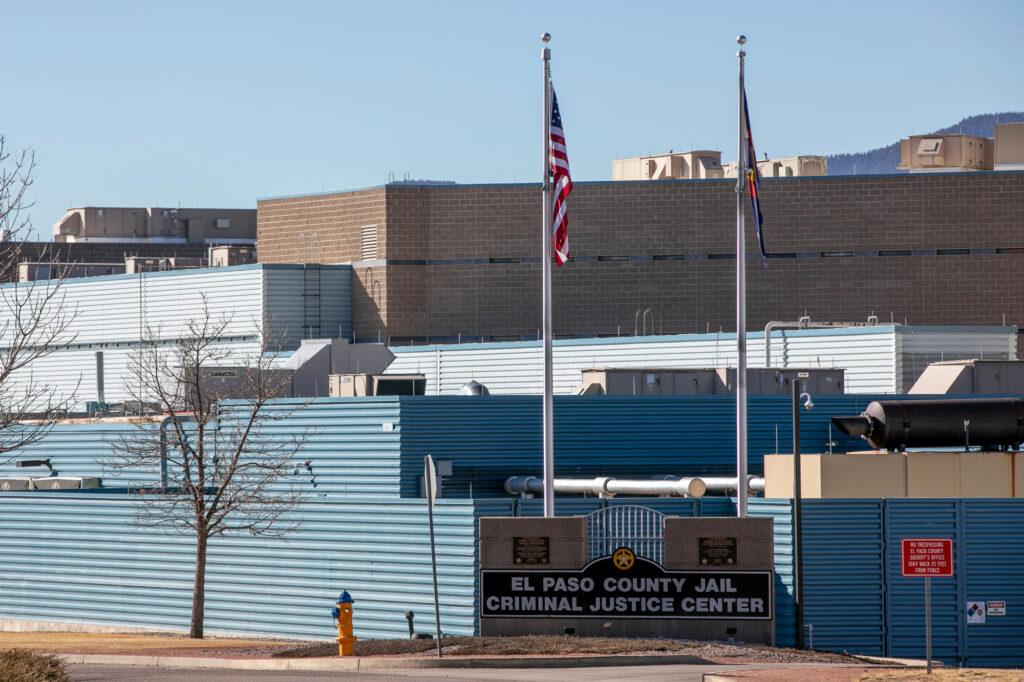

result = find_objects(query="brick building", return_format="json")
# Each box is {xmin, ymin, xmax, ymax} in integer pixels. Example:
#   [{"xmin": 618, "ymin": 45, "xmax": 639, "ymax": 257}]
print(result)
[{"xmin": 257, "ymin": 172, "xmax": 1024, "ymax": 343}]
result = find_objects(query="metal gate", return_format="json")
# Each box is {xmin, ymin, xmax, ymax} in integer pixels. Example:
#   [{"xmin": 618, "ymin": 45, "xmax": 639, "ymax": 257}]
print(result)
[{"xmin": 586, "ymin": 505, "xmax": 664, "ymax": 563}]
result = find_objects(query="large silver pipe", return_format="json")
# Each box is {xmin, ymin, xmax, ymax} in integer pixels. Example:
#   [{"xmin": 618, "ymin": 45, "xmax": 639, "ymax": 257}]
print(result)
[
  {"xmin": 504, "ymin": 475, "xmax": 766, "ymax": 499},
  {"xmin": 660, "ymin": 475, "xmax": 765, "ymax": 494}
]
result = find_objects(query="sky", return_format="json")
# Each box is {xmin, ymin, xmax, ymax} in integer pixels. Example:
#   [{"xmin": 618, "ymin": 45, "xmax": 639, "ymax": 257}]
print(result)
[{"xmin": 3, "ymin": 0, "xmax": 1023, "ymax": 238}]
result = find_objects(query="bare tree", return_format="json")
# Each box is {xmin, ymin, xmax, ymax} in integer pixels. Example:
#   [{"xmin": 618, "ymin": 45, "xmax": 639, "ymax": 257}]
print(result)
[
  {"xmin": 0, "ymin": 133, "xmax": 78, "ymax": 460},
  {"xmin": 109, "ymin": 301, "xmax": 306, "ymax": 638}
]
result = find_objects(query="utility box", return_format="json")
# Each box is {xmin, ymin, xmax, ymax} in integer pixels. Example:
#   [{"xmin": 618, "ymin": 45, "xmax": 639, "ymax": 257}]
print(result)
[
  {"xmin": 209, "ymin": 245, "xmax": 257, "ymax": 267},
  {"xmin": 577, "ymin": 367, "xmax": 844, "ymax": 396},
  {"xmin": 0, "ymin": 477, "xmax": 33, "ymax": 491},
  {"xmin": 330, "ymin": 373, "xmax": 426, "ymax": 397},
  {"xmin": 577, "ymin": 368, "xmax": 717, "ymax": 396},
  {"xmin": 909, "ymin": 360, "xmax": 1024, "ymax": 395},
  {"xmin": 124, "ymin": 256, "xmax": 166, "ymax": 274},
  {"xmin": 31, "ymin": 477, "xmax": 101, "ymax": 491},
  {"xmin": 715, "ymin": 368, "xmax": 845, "ymax": 395}
]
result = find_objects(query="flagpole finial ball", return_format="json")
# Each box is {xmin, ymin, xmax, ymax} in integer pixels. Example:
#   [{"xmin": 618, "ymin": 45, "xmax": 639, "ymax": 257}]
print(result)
[
  {"xmin": 737, "ymin": 35, "xmax": 747, "ymax": 45},
  {"xmin": 541, "ymin": 33, "xmax": 551, "ymax": 43}
]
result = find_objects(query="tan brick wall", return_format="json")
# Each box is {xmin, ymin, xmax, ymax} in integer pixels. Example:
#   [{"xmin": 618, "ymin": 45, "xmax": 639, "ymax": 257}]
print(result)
[
  {"xmin": 257, "ymin": 188, "xmax": 386, "ymax": 263},
  {"xmin": 257, "ymin": 173, "xmax": 1024, "ymax": 341}
]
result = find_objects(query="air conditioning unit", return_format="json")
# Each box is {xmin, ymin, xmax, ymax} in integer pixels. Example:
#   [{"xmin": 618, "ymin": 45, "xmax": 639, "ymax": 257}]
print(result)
[
  {"xmin": 31, "ymin": 477, "xmax": 101, "ymax": 491},
  {"xmin": 0, "ymin": 477, "xmax": 33, "ymax": 491}
]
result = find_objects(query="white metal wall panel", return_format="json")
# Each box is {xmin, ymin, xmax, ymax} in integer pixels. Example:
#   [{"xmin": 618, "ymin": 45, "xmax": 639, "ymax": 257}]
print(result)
[
  {"xmin": 894, "ymin": 327, "xmax": 1018, "ymax": 393},
  {"xmin": 0, "ymin": 267, "xmax": 267, "ymax": 347},
  {"xmin": 387, "ymin": 326, "xmax": 1017, "ymax": 396},
  {"xmin": 4, "ymin": 341, "xmax": 264, "ymax": 406}
]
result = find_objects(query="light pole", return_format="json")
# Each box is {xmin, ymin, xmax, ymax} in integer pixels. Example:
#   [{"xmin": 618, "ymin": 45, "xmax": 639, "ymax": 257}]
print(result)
[{"xmin": 792, "ymin": 378, "xmax": 813, "ymax": 649}]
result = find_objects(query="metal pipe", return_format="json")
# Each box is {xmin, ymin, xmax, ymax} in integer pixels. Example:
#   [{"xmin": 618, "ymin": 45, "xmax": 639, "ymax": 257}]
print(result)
[
  {"xmin": 735, "ymin": 36, "xmax": 748, "ymax": 519},
  {"xmin": 765, "ymin": 317, "xmax": 877, "ymax": 368},
  {"xmin": 504, "ymin": 475, "xmax": 766, "ymax": 498},
  {"xmin": 540, "ymin": 36, "xmax": 555, "ymax": 518},
  {"xmin": 158, "ymin": 415, "xmax": 173, "ymax": 489},
  {"xmin": 792, "ymin": 379, "xmax": 805, "ymax": 649},
  {"xmin": 95, "ymin": 351, "xmax": 105, "ymax": 404}
]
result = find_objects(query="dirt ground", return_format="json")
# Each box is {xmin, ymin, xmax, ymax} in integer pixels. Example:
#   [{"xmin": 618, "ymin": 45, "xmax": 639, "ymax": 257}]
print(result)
[
  {"xmin": 859, "ymin": 670, "xmax": 1024, "ymax": 681},
  {"xmin": 722, "ymin": 668, "xmax": 1024, "ymax": 681},
  {"xmin": 0, "ymin": 631, "xmax": 866, "ymax": 665}
]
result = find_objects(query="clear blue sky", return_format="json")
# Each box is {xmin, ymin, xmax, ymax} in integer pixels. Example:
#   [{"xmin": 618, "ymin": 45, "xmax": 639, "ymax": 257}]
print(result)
[{"xmin": 3, "ymin": 0, "xmax": 1022, "ymax": 238}]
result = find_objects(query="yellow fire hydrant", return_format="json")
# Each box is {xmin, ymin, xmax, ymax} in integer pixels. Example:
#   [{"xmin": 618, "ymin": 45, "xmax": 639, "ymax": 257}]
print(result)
[{"xmin": 331, "ymin": 590, "xmax": 357, "ymax": 656}]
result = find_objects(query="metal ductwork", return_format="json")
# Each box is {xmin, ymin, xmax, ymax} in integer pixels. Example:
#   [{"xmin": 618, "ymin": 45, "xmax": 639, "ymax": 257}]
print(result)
[
  {"xmin": 765, "ymin": 316, "xmax": 878, "ymax": 368},
  {"xmin": 832, "ymin": 398, "xmax": 1024, "ymax": 451},
  {"xmin": 458, "ymin": 380, "xmax": 490, "ymax": 396},
  {"xmin": 504, "ymin": 475, "xmax": 765, "ymax": 499}
]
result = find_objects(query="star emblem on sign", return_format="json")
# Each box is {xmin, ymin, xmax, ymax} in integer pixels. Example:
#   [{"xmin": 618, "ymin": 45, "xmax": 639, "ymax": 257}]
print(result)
[{"xmin": 612, "ymin": 547, "xmax": 635, "ymax": 571}]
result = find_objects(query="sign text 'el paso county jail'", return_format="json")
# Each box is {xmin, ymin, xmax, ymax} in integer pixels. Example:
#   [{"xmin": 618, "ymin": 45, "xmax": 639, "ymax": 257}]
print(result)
[{"xmin": 481, "ymin": 549, "xmax": 773, "ymax": 620}]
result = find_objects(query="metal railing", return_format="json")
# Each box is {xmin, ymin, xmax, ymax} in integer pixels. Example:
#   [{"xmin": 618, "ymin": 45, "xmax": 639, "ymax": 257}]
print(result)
[{"xmin": 586, "ymin": 505, "xmax": 664, "ymax": 563}]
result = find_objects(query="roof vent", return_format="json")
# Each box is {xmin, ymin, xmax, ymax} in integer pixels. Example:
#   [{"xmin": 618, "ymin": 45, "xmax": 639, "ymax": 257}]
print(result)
[
  {"xmin": 458, "ymin": 380, "xmax": 490, "ymax": 396},
  {"xmin": 361, "ymin": 225, "xmax": 379, "ymax": 260}
]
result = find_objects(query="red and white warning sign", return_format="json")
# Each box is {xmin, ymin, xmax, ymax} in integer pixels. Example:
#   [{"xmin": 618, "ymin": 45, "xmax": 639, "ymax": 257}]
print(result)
[{"xmin": 901, "ymin": 538, "xmax": 953, "ymax": 577}]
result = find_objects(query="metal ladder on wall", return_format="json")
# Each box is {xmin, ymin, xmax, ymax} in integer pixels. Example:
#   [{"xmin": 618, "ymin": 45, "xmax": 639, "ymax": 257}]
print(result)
[{"xmin": 299, "ymin": 233, "xmax": 323, "ymax": 339}]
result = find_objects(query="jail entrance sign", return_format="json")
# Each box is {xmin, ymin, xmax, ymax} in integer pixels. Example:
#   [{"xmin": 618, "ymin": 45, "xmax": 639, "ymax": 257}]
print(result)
[{"xmin": 482, "ymin": 547, "xmax": 772, "ymax": 620}]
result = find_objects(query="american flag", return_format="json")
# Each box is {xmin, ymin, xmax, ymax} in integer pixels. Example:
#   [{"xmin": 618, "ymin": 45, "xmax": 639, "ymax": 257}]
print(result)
[
  {"xmin": 743, "ymin": 87, "xmax": 767, "ymax": 263},
  {"xmin": 549, "ymin": 86, "xmax": 573, "ymax": 266}
]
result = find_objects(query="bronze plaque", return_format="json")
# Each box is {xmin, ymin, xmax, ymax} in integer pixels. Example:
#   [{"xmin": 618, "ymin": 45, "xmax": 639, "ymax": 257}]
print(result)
[
  {"xmin": 699, "ymin": 537, "xmax": 737, "ymax": 566},
  {"xmin": 513, "ymin": 536, "xmax": 550, "ymax": 565}
]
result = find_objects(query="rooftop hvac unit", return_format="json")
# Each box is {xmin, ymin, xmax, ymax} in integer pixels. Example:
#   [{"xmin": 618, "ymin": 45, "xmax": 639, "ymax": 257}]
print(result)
[
  {"xmin": 31, "ymin": 477, "xmax": 101, "ymax": 491},
  {"xmin": 0, "ymin": 477, "xmax": 33, "ymax": 491},
  {"xmin": 330, "ymin": 373, "xmax": 426, "ymax": 397}
]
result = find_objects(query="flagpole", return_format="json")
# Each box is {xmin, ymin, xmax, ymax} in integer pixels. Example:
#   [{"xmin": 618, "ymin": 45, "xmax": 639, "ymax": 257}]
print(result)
[
  {"xmin": 541, "ymin": 32, "xmax": 555, "ymax": 518},
  {"xmin": 735, "ymin": 35, "xmax": 749, "ymax": 519}
]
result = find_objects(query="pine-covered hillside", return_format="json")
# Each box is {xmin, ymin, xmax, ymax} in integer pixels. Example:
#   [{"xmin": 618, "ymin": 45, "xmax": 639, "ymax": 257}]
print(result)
[{"xmin": 827, "ymin": 112, "xmax": 1024, "ymax": 175}]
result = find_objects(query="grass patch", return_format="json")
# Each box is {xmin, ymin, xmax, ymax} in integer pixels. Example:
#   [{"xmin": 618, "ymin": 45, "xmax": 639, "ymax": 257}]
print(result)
[{"xmin": 0, "ymin": 649, "xmax": 68, "ymax": 682}]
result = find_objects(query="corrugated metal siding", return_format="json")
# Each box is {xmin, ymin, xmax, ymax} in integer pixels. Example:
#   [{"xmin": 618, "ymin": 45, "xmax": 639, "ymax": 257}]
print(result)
[
  {"xmin": 959, "ymin": 500, "xmax": 1024, "ymax": 667},
  {"xmin": 397, "ymin": 395, "xmax": 884, "ymax": 498},
  {"xmin": 800, "ymin": 500, "xmax": 886, "ymax": 655},
  {"xmin": 0, "ymin": 493, "xmax": 478, "ymax": 640},
  {"xmin": 263, "ymin": 265, "xmax": 353, "ymax": 346},
  {"xmin": 885, "ymin": 499, "xmax": 961, "ymax": 663},
  {"xmin": 0, "ymin": 398, "xmax": 404, "ymax": 497},
  {"xmin": 3, "ymin": 341, "xmax": 264, "ymax": 406},
  {"xmin": 0, "ymin": 265, "xmax": 353, "ymax": 406},
  {"xmin": 388, "ymin": 326, "xmax": 1017, "ymax": 396},
  {"xmin": 0, "ymin": 266, "xmax": 267, "ymax": 347},
  {"xmin": 747, "ymin": 499, "xmax": 795, "ymax": 648},
  {"xmin": 0, "ymin": 423, "xmax": 154, "ymax": 483},
  {"xmin": 220, "ymin": 398, "xmax": 404, "ymax": 497}
]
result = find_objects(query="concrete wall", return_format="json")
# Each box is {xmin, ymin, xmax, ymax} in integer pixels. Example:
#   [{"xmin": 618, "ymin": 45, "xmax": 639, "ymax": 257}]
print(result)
[
  {"xmin": 257, "ymin": 172, "xmax": 1024, "ymax": 343},
  {"xmin": 764, "ymin": 451, "xmax": 1024, "ymax": 498}
]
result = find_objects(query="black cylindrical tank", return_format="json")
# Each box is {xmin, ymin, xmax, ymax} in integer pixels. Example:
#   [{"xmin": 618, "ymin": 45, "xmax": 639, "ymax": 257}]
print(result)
[{"xmin": 831, "ymin": 398, "xmax": 1024, "ymax": 451}]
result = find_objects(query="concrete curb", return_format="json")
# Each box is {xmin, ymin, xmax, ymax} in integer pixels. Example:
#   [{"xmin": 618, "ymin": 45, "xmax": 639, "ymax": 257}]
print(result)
[
  {"xmin": 854, "ymin": 654, "xmax": 942, "ymax": 667},
  {"xmin": 58, "ymin": 652, "xmax": 720, "ymax": 671}
]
